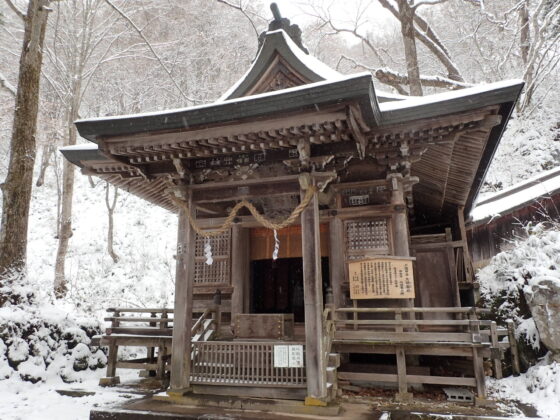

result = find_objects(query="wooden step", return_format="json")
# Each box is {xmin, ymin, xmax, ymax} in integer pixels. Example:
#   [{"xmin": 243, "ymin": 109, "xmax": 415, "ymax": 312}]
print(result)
[
  {"xmin": 190, "ymin": 384, "xmax": 307, "ymax": 401},
  {"xmin": 154, "ymin": 390, "xmax": 341, "ymax": 416}
]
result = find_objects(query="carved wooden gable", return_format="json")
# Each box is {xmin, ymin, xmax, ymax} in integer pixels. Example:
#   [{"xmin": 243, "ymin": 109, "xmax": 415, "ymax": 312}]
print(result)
[{"xmin": 244, "ymin": 54, "xmax": 311, "ymax": 96}]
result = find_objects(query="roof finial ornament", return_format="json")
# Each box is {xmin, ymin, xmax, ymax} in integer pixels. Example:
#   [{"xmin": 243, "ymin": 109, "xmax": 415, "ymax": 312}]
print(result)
[
  {"xmin": 270, "ymin": 2, "xmax": 282, "ymax": 21},
  {"xmin": 257, "ymin": 2, "xmax": 309, "ymax": 54}
]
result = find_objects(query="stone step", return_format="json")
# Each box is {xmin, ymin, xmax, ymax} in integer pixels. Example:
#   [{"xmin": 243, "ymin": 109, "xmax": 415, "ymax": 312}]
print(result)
[
  {"xmin": 326, "ymin": 366, "xmax": 337, "ymax": 385},
  {"xmin": 327, "ymin": 352, "xmax": 340, "ymax": 368}
]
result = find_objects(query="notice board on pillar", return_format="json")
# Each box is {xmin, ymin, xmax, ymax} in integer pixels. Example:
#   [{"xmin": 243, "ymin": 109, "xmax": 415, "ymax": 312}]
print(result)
[{"xmin": 348, "ymin": 256, "xmax": 415, "ymax": 299}]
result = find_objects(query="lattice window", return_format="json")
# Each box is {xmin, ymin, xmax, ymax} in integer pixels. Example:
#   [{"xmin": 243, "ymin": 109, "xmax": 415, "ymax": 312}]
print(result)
[
  {"xmin": 344, "ymin": 219, "xmax": 390, "ymax": 257},
  {"xmin": 194, "ymin": 230, "xmax": 231, "ymax": 285}
]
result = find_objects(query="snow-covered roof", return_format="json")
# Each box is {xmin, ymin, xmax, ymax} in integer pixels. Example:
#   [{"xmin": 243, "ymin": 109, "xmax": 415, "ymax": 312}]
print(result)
[
  {"xmin": 76, "ymin": 72, "xmax": 371, "ymax": 125},
  {"xmin": 59, "ymin": 143, "xmax": 98, "ymax": 151},
  {"xmin": 379, "ymin": 79, "xmax": 524, "ymax": 124},
  {"xmin": 471, "ymin": 166, "xmax": 560, "ymax": 222}
]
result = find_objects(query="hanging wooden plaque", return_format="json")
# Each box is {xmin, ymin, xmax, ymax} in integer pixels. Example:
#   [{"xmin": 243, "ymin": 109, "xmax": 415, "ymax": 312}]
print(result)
[{"xmin": 348, "ymin": 256, "xmax": 415, "ymax": 299}]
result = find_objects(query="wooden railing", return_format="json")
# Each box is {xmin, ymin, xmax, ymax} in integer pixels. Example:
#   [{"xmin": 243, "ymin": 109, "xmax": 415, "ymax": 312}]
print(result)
[
  {"xmin": 332, "ymin": 306, "xmax": 520, "ymax": 399},
  {"xmin": 99, "ymin": 306, "xmax": 221, "ymax": 386},
  {"xmin": 191, "ymin": 308, "xmax": 218, "ymax": 342},
  {"xmin": 191, "ymin": 341, "xmax": 306, "ymax": 387}
]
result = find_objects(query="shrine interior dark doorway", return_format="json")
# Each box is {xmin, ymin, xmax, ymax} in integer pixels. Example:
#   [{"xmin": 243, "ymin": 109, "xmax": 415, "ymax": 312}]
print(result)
[{"xmin": 250, "ymin": 257, "xmax": 330, "ymax": 323}]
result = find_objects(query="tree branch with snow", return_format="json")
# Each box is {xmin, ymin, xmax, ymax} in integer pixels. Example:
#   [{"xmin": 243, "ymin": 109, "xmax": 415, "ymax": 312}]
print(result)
[{"xmin": 0, "ymin": 71, "xmax": 16, "ymax": 96}]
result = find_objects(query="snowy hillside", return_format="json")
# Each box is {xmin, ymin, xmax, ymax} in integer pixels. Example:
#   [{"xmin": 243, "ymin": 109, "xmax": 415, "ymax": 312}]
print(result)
[{"xmin": 27, "ymin": 166, "xmax": 177, "ymax": 317}]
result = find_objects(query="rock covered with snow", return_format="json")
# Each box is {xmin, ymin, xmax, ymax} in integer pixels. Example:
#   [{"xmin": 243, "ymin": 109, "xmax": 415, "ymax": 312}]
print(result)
[
  {"xmin": 0, "ymin": 298, "xmax": 106, "ymax": 384},
  {"xmin": 478, "ymin": 223, "xmax": 560, "ymax": 364},
  {"xmin": 489, "ymin": 355, "xmax": 560, "ymax": 420},
  {"xmin": 525, "ymin": 279, "xmax": 560, "ymax": 361}
]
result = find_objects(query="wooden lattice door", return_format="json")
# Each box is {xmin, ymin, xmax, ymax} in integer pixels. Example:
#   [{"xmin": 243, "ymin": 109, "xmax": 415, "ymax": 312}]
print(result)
[{"xmin": 194, "ymin": 230, "xmax": 231, "ymax": 286}]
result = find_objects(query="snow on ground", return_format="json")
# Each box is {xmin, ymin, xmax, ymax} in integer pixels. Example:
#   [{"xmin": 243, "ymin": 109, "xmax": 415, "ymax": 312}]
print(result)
[
  {"xmin": 489, "ymin": 357, "xmax": 560, "ymax": 420},
  {"xmin": 0, "ymin": 369, "xmax": 139, "ymax": 420}
]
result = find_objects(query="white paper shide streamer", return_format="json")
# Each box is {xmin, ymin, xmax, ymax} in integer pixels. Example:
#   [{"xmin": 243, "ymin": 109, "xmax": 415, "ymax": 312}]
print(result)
[
  {"xmin": 204, "ymin": 239, "xmax": 213, "ymax": 265},
  {"xmin": 272, "ymin": 229, "xmax": 280, "ymax": 260}
]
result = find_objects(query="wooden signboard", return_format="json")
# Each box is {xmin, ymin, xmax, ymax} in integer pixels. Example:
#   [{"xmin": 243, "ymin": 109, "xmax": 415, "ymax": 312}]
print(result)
[{"xmin": 349, "ymin": 256, "xmax": 415, "ymax": 299}]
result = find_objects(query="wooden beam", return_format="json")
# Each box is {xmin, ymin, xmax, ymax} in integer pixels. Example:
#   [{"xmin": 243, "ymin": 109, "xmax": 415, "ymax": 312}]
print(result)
[
  {"xmin": 169, "ymin": 189, "xmax": 195, "ymax": 392},
  {"xmin": 105, "ymin": 108, "xmax": 348, "ymax": 151},
  {"xmin": 337, "ymin": 371, "xmax": 476, "ymax": 387},
  {"xmin": 301, "ymin": 186, "xmax": 327, "ymax": 402}
]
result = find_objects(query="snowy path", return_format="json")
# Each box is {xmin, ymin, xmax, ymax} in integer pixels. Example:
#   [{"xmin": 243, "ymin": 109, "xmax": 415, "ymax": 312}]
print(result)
[{"xmin": 0, "ymin": 370, "xmax": 140, "ymax": 420}]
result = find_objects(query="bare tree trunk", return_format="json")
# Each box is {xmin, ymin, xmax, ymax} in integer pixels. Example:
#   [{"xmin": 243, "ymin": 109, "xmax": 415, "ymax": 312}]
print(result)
[
  {"xmin": 53, "ymin": 92, "xmax": 80, "ymax": 297},
  {"xmin": 396, "ymin": 0, "xmax": 423, "ymax": 96},
  {"xmin": 35, "ymin": 142, "xmax": 55, "ymax": 187},
  {"xmin": 519, "ymin": 1, "xmax": 530, "ymax": 65},
  {"xmin": 0, "ymin": 0, "xmax": 50, "ymax": 287},
  {"xmin": 378, "ymin": 0, "xmax": 464, "ymax": 83},
  {"xmin": 105, "ymin": 182, "xmax": 119, "ymax": 263}
]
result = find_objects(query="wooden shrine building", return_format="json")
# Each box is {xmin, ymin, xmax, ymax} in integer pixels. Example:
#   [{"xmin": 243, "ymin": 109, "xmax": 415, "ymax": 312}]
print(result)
[{"xmin": 62, "ymin": 6, "xmax": 523, "ymax": 411}]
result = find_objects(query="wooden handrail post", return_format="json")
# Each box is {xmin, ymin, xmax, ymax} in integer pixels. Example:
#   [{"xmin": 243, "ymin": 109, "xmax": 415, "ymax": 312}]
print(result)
[
  {"xmin": 213, "ymin": 289, "xmax": 222, "ymax": 337},
  {"xmin": 148, "ymin": 312, "xmax": 156, "ymax": 366},
  {"xmin": 506, "ymin": 320, "xmax": 521, "ymax": 376},
  {"xmin": 156, "ymin": 310, "xmax": 169, "ymax": 380},
  {"xmin": 100, "ymin": 310, "xmax": 120, "ymax": 386},
  {"xmin": 468, "ymin": 311, "xmax": 486, "ymax": 400},
  {"xmin": 490, "ymin": 321, "xmax": 503, "ymax": 379}
]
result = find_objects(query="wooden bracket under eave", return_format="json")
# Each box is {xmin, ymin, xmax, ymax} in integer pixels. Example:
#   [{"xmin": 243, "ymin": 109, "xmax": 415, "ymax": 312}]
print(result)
[
  {"xmin": 346, "ymin": 105, "xmax": 369, "ymax": 160},
  {"xmin": 97, "ymin": 141, "xmax": 153, "ymax": 181}
]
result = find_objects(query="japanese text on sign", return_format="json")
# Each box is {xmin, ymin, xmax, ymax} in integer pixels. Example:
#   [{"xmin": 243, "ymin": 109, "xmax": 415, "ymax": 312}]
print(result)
[
  {"xmin": 348, "ymin": 257, "xmax": 415, "ymax": 299},
  {"xmin": 274, "ymin": 345, "xmax": 305, "ymax": 368}
]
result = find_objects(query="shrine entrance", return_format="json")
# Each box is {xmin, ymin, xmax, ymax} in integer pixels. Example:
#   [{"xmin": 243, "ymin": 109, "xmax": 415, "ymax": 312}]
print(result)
[
  {"xmin": 251, "ymin": 258, "xmax": 305, "ymax": 321},
  {"xmin": 249, "ymin": 226, "xmax": 330, "ymax": 323}
]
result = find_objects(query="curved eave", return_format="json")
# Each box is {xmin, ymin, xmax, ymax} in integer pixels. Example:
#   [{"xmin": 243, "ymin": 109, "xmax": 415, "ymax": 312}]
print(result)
[
  {"xmin": 59, "ymin": 144, "xmax": 108, "ymax": 168},
  {"xmin": 75, "ymin": 73, "xmax": 380, "ymax": 143},
  {"xmin": 379, "ymin": 80, "xmax": 524, "ymax": 215}
]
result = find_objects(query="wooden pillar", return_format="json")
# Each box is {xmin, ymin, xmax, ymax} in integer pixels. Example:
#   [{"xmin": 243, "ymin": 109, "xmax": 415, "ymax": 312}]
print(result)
[
  {"xmin": 301, "ymin": 186, "xmax": 327, "ymax": 404},
  {"xmin": 457, "ymin": 206, "xmax": 475, "ymax": 283},
  {"xmin": 388, "ymin": 172, "xmax": 414, "ymax": 401},
  {"xmin": 169, "ymin": 190, "xmax": 195, "ymax": 393},
  {"xmin": 389, "ymin": 173, "xmax": 410, "ymax": 257},
  {"xmin": 231, "ymin": 225, "xmax": 249, "ymax": 320},
  {"xmin": 389, "ymin": 173, "xmax": 412, "ymax": 307},
  {"xmin": 445, "ymin": 228, "xmax": 461, "ymax": 307},
  {"xmin": 329, "ymin": 217, "xmax": 345, "ymax": 313}
]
